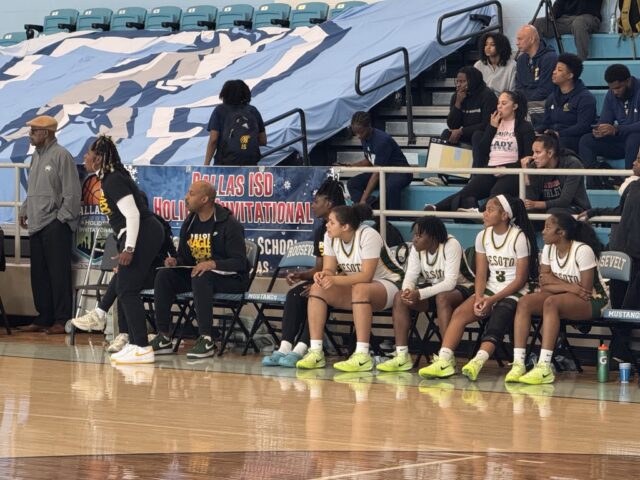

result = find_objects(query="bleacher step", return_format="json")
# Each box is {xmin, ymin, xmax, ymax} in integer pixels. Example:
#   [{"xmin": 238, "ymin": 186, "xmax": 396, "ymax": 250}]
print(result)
[
  {"xmin": 330, "ymin": 136, "xmax": 431, "ymax": 147},
  {"xmin": 386, "ymin": 120, "xmax": 447, "ymax": 136},
  {"xmin": 378, "ymin": 106, "xmax": 450, "ymax": 117},
  {"xmin": 552, "ymin": 34, "xmax": 640, "ymax": 60}
]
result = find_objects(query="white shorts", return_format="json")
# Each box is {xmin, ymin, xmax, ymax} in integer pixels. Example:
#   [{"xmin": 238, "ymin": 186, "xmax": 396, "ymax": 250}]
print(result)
[{"xmin": 375, "ymin": 279, "xmax": 400, "ymax": 310}]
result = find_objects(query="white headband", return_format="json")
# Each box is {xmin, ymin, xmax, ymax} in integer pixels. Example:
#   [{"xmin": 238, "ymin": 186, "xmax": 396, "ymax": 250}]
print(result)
[{"xmin": 496, "ymin": 195, "xmax": 513, "ymax": 219}]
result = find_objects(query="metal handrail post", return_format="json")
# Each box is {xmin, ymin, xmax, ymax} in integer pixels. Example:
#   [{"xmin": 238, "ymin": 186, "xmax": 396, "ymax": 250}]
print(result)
[
  {"xmin": 262, "ymin": 108, "xmax": 309, "ymax": 165},
  {"xmin": 378, "ymin": 171, "xmax": 387, "ymax": 240},
  {"xmin": 14, "ymin": 166, "xmax": 21, "ymax": 264}
]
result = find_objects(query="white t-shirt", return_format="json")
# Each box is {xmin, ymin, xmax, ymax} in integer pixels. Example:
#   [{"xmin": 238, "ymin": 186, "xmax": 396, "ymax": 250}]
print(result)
[
  {"xmin": 488, "ymin": 118, "xmax": 518, "ymax": 167},
  {"xmin": 402, "ymin": 236, "xmax": 472, "ymax": 300},
  {"xmin": 475, "ymin": 225, "xmax": 530, "ymax": 298},
  {"xmin": 323, "ymin": 224, "xmax": 403, "ymax": 286},
  {"xmin": 541, "ymin": 241, "xmax": 607, "ymax": 298}
]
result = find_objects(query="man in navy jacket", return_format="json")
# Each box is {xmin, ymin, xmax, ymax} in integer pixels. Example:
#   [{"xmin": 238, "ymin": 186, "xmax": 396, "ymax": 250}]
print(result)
[
  {"xmin": 515, "ymin": 24, "xmax": 558, "ymax": 129},
  {"xmin": 579, "ymin": 64, "xmax": 640, "ymax": 175},
  {"xmin": 538, "ymin": 53, "xmax": 596, "ymax": 152}
]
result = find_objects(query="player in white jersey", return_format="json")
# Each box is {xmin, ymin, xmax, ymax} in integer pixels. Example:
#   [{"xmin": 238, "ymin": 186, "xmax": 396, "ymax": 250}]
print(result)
[
  {"xmin": 376, "ymin": 216, "xmax": 474, "ymax": 372},
  {"xmin": 296, "ymin": 204, "xmax": 404, "ymax": 373},
  {"xmin": 506, "ymin": 213, "xmax": 608, "ymax": 385},
  {"xmin": 419, "ymin": 195, "xmax": 538, "ymax": 381}
]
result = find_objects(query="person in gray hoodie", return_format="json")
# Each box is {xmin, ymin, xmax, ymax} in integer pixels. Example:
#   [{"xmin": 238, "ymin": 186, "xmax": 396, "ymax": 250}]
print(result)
[
  {"xmin": 521, "ymin": 133, "xmax": 591, "ymax": 215},
  {"xmin": 539, "ymin": 53, "xmax": 597, "ymax": 153},
  {"xmin": 19, "ymin": 115, "xmax": 81, "ymax": 334}
]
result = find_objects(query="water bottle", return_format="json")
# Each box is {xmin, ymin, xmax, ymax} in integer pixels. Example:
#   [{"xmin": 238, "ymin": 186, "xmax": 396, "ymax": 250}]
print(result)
[
  {"xmin": 609, "ymin": 12, "xmax": 617, "ymax": 34},
  {"xmin": 597, "ymin": 343, "xmax": 609, "ymax": 383}
]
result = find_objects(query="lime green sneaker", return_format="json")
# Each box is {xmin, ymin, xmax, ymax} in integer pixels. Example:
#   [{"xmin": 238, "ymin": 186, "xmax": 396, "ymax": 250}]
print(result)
[
  {"xmin": 461, "ymin": 358, "xmax": 484, "ymax": 381},
  {"xmin": 518, "ymin": 362, "xmax": 555, "ymax": 385},
  {"xmin": 333, "ymin": 352, "xmax": 373, "ymax": 372},
  {"xmin": 418, "ymin": 355, "xmax": 456, "ymax": 379},
  {"xmin": 505, "ymin": 361, "xmax": 527, "ymax": 383},
  {"xmin": 376, "ymin": 352, "xmax": 412, "ymax": 372},
  {"xmin": 296, "ymin": 349, "xmax": 326, "ymax": 369}
]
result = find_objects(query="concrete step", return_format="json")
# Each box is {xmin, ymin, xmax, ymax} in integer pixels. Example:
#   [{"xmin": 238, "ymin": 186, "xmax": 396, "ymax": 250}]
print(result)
[
  {"xmin": 551, "ymin": 34, "xmax": 640, "ymax": 60},
  {"xmin": 330, "ymin": 136, "xmax": 431, "ymax": 148},
  {"xmin": 386, "ymin": 120, "xmax": 447, "ymax": 136},
  {"xmin": 378, "ymin": 106, "xmax": 450, "ymax": 117},
  {"xmin": 336, "ymin": 149, "xmax": 422, "ymax": 166},
  {"xmin": 423, "ymin": 78, "xmax": 456, "ymax": 88}
]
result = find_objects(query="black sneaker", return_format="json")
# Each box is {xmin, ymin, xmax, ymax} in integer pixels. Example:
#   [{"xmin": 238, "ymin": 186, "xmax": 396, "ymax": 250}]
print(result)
[
  {"xmin": 187, "ymin": 336, "xmax": 216, "ymax": 359},
  {"xmin": 149, "ymin": 333, "xmax": 174, "ymax": 355}
]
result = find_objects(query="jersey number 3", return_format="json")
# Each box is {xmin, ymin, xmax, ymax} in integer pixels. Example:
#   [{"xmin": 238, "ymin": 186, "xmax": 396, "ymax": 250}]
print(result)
[{"xmin": 496, "ymin": 271, "xmax": 506, "ymax": 282}]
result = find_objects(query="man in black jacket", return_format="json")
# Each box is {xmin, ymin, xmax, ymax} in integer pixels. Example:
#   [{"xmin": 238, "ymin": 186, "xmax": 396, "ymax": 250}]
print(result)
[
  {"xmin": 533, "ymin": 0, "xmax": 603, "ymax": 60},
  {"xmin": 150, "ymin": 180, "xmax": 249, "ymax": 359}
]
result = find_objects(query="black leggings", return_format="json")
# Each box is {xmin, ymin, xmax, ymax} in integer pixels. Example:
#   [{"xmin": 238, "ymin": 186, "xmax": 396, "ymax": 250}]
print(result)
[
  {"xmin": 480, "ymin": 298, "xmax": 517, "ymax": 346},
  {"xmin": 153, "ymin": 268, "xmax": 247, "ymax": 338},
  {"xmin": 281, "ymin": 282, "xmax": 311, "ymax": 345},
  {"xmin": 435, "ymin": 173, "xmax": 519, "ymax": 211},
  {"xmin": 115, "ymin": 216, "xmax": 164, "ymax": 347}
]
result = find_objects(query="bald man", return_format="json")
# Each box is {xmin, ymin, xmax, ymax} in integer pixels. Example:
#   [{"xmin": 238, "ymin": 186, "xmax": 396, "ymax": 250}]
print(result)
[
  {"xmin": 151, "ymin": 181, "xmax": 249, "ymax": 359},
  {"xmin": 533, "ymin": 0, "xmax": 603, "ymax": 60},
  {"xmin": 515, "ymin": 24, "xmax": 558, "ymax": 128}
]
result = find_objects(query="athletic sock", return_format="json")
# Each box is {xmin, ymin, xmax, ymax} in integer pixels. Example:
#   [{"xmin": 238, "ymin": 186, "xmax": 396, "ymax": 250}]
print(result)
[
  {"xmin": 355, "ymin": 342, "xmax": 369, "ymax": 354},
  {"xmin": 513, "ymin": 348, "xmax": 526, "ymax": 364},
  {"xmin": 95, "ymin": 308, "xmax": 107, "ymax": 319},
  {"xmin": 310, "ymin": 339, "xmax": 323, "ymax": 351},
  {"xmin": 396, "ymin": 345, "xmax": 409, "ymax": 355},
  {"xmin": 293, "ymin": 342, "xmax": 308, "ymax": 356},
  {"xmin": 474, "ymin": 349, "xmax": 490, "ymax": 364},
  {"xmin": 539, "ymin": 349, "xmax": 553, "ymax": 365},
  {"xmin": 278, "ymin": 340, "xmax": 293, "ymax": 354},
  {"xmin": 438, "ymin": 347, "xmax": 454, "ymax": 362}
]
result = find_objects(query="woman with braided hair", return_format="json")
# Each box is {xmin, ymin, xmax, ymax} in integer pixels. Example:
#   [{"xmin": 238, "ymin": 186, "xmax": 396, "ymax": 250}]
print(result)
[{"xmin": 83, "ymin": 135, "xmax": 164, "ymax": 364}]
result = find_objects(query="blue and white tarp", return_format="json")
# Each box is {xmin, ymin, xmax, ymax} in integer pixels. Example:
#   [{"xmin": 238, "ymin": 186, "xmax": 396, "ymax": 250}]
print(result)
[
  {"xmin": 0, "ymin": 0, "xmax": 495, "ymax": 222},
  {"xmin": 74, "ymin": 166, "xmax": 332, "ymax": 274}
]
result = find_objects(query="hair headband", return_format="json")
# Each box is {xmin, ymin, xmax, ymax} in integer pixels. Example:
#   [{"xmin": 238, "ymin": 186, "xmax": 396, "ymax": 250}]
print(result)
[{"xmin": 496, "ymin": 195, "xmax": 513, "ymax": 219}]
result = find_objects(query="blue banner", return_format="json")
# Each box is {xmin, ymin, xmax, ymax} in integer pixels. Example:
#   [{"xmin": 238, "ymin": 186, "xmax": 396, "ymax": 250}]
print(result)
[{"xmin": 73, "ymin": 165, "xmax": 332, "ymax": 275}]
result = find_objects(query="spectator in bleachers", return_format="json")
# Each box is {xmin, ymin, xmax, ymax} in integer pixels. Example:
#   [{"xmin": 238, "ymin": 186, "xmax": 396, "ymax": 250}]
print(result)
[
  {"xmin": 521, "ymin": 133, "xmax": 591, "ymax": 215},
  {"xmin": 150, "ymin": 180, "xmax": 249, "ymax": 359},
  {"xmin": 426, "ymin": 91, "xmax": 534, "ymax": 212},
  {"xmin": 515, "ymin": 24, "xmax": 558, "ymax": 129},
  {"xmin": 346, "ymin": 111, "xmax": 412, "ymax": 212},
  {"xmin": 376, "ymin": 217, "xmax": 474, "ymax": 373},
  {"xmin": 262, "ymin": 178, "xmax": 345, "ymax": 368},
  {"xmin": 538, "ymin": 53, "xmax": 596, "ymax": 152},
  {"xmin": 578, "ymin": 64, "xmax": 640, "ymax": 182},
  {"xmin": 474, "ymin": 32, "xmax": 517, "ymax": 96},
  {"xmin": 19, "ymin": 115, "xmax": 81, "ymax": 334},
  {"xmin": 533, "ymin": 0, "xmax": 603, "ymax": 60},
  {"xmin": 579, "ymin": 152, "xmax": 640, "ymax": 309},
  {"xmin": 204, "ymin": 79, "xmax": 267, "ymax": 166},
  {"xmin": 442, "ymin": 66, "xmax": 497, "ymax": 145}
]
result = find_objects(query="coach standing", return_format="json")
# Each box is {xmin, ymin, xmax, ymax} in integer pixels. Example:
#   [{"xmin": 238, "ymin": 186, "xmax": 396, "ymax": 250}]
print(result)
[{"xmin": 19, "ymin": 115, "xmax": 80, "ymax": 334}]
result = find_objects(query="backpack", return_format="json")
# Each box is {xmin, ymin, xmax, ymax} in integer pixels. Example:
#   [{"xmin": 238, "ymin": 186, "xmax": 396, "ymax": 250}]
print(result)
[
  {"xmin": 372, "ymin": 218, "xmax": 405, "ymax": 248},
  {"xmin": 219, "ymin": 105, "xmax": 261, "ymax": 165},
  {"xmin": 619, "ymin": 0, "xmax": 640, "ymax": 35}
]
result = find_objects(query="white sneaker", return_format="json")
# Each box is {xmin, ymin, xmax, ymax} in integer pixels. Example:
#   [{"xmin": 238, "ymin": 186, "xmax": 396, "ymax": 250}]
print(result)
[
  {"xmin": 107, "ymin": 333, "xmax": 129, "ymax": 353},
  {"xmin": 423, "ymin": 177, "xmax": 444, "ymax": 186},
  {"xmin": 71, "ymin": 310, "xmax": 106, "ymax": 332},
  {"xmin": 112, "ymin": 345, "xmax": 155, "ymax": 365},
  {"xmin": 110, "ymin": 343, "xmax": 135, "ymax": 362}
]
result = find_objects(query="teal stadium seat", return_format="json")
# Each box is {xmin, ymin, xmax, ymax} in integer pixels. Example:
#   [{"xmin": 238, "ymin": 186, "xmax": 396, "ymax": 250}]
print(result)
[
  {"xmin": 329, "ymin": 1, "xmax": 367, "ymax": 19},
  {"xmin": 216, "ymin": 4, "xmax": 254, "ymax": 30},
  {"xmin": 25, "ymin": 9, "xmax": 79, "ymax": 36},
  {"xmin": 111, "ymin": 7, "xmax": 147, "ymax": 31},
  {"xmin": 146, "ymin": 6, "xmax": 182, "ymax": 31},
  {"xmin": 289, "ymin": 2, "xmax": 329, "ymax": 28},
  {"xmin": 253, "ymin": 3, "xmax": 291, "ymax": 29},
  {"xmin": 0, "ymin": 32, "xmax": 27, "ymax": 47},
  {"xmin": 180, "ymin": 5, "xmax": 218, "ymax": 31},
  {"xmin": 76, "ymin": 8, "xmax": 113, "ymax": 32}
]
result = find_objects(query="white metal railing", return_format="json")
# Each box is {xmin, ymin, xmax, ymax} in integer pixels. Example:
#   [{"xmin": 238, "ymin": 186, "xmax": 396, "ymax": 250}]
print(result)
[
  {"xmin": 0, "ymin": 162, "xmax": 28, "ymax": 264},
  {"xmin": 334, "ymin": 165, "xmax": 629, "ymax": 239}
]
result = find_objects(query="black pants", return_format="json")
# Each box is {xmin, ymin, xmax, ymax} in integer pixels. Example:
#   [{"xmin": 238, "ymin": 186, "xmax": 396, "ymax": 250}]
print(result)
[
  {"xmin": 480, "ymin": 298, "xmax": 517, "ymax": 347},
  {"xmin": 153, "ymin": 268, "xmax": 247, "ymax": 338},
  {"xmin": 116, "ymin": 216, "xmax": 163, "ymax": 347},
  {"xmin": 30, "ymin": 219, "xmax": 73, "ymax": 327},
  {"xmin": 347, "ymin": 172, "xmax": 413, "ymax": 211},
  {"xmin": 281, "ymin": 282, "xmax": 311, "ymax": 345},
  {"xmin": 99, "ymin": 268, "xmax": 157, "ymax": 335},
  {"xmin": 435, "ymin": 173, "xmax": 519, "ymax": 211}
]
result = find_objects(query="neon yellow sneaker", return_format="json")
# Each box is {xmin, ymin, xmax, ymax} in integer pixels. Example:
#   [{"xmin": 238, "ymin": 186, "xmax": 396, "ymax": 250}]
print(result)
[
  {"xmin": 376, "ymin": 352, "xmax": 413, "ymax": 372},
  {"xmin": 505, "ymin": 361, "xmax": 527, "ymax": 383},
  {"xmin": 296, "ymin": 349, "xmax": 326, "ymax": 369},
  {"xmin": 333, "ymin": 352, "xmax": 373, "ymax": 372},
  {"xmin": 461, "ymin": 358, "xmax": 484, "ymax": 381},
  {"xmin": 518, "ymin": 362, "xmax": 555, "ymax": 385},
  {"xmin": 418, "ymin": 355, "xmax": 456, "ymax": 378}
]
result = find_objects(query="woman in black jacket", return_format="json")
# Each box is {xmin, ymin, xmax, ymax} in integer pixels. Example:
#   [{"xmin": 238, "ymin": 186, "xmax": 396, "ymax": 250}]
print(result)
[
  {"xmin": 442, "ymin": 66, "xmax": 497, "ymax": 145},
  {"xmin": 427, "ymin": 91, "xmax": 535, "ymax": 212}
]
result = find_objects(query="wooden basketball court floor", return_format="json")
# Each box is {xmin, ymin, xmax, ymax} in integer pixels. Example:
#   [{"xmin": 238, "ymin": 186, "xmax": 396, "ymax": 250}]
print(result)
[{"xmin": 0, "ymin": 333, "xmax": 639, "ymax": 479}]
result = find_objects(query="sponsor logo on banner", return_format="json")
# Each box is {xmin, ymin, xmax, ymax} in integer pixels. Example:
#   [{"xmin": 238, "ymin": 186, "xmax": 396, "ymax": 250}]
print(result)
[{"xmin": 73, "ymin": 174, "xmax": 110, "ymax": 266}]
